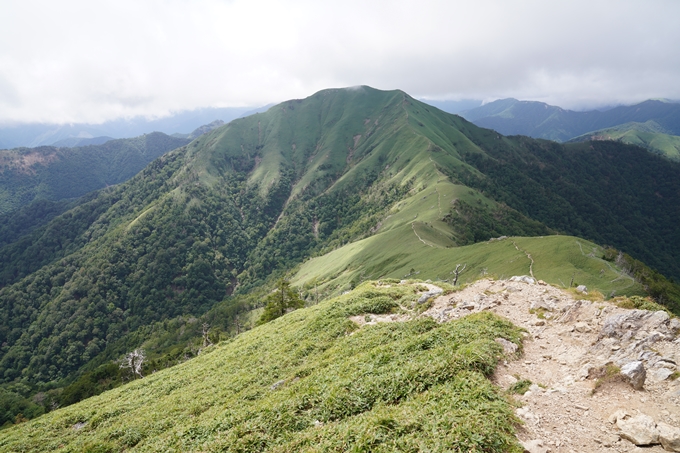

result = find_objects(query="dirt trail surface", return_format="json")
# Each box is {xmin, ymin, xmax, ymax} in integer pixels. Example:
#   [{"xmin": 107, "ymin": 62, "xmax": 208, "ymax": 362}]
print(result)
[{"xmin": 360, "ymin": 278, "xmax": 680, "ymax": 452}]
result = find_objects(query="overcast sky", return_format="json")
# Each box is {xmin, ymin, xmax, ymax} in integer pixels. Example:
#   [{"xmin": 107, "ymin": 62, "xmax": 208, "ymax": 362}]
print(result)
[{"xmin": 1, "ymin": 0, "xmax": 679, "ymax": 124}]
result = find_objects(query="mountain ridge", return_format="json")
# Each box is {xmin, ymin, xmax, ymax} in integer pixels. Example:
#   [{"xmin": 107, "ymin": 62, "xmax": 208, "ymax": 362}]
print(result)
[
  {"xmin": 460, "ymin": 98, "xmax": 680, "ymax": 145},
  {"xmin": 0, "ymin": 86, "xmax": 678, "ymax": 426}
]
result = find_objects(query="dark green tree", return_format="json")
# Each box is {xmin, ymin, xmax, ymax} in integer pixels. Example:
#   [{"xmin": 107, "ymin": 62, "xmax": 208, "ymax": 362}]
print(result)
[{"xmin": 257, "ymin": 279, "xmax": 304, "ymax": 325}]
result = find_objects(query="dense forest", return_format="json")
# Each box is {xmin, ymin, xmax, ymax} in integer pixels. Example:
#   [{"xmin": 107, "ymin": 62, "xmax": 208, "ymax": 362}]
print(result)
[{"xmin": 0, "ymin": 132, "xmax": 189, "ymax": 214}]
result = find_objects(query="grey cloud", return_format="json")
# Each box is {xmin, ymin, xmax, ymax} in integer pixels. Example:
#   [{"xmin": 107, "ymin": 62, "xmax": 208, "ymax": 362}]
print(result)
[{"xmin": 1, "ymin": 0, "xmax": 679, "ymax": 123}]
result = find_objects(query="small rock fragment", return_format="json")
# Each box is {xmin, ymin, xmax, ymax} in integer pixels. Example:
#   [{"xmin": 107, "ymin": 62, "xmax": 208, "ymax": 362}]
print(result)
[
  {"xmin": 521, "ymin": 438, "xmax": 549, "ymax": 453},
  {"xmin": 574, "ymin": 322, "xmax": 591, "ymax": 333},
  {"xmin": 609, "ymin": 409, "xmax": 629, "ymax": 424},
  {"xmin": 576, "ymin": 285, "xmax": 588, "ymax": 294}
]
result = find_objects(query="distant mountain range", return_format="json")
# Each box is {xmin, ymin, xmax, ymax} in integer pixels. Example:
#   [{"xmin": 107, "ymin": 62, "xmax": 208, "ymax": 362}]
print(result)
[
  {"xmin": 458, "ymin": 98, "xmax": 680, "ymax": 159},
  {"xmin": 0, "ymin": 105, "xmax": 272, "ymax": 149},
  {"xmin": 0, "ymin": 132, "xmax": 189, "ymax": 214}
]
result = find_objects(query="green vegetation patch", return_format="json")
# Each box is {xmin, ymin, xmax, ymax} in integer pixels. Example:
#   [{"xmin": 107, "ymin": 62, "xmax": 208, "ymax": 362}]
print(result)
[{"xmin": 0, "ymin": 281, "xmax": 523, "ymax": 452}]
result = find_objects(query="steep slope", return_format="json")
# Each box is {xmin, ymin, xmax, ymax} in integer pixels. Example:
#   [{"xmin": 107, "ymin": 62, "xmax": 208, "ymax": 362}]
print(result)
[
  {"xmin": 0, "ymin": 281, "xmax": 526, "ymax": 452},
  {"xmin": 0, "ymin": 86, "xmax": 677, "ymax": 421},
  {"xmin": 0, "ymin": 132, "xmax": 190, "ymax": 214},
  {"xmin": 2, "ymin": 278, "xmax": 679, "ymax": 452},
  {"xmin": 461, "ymin": 98, "xmax": 680, "ymax": 143}
]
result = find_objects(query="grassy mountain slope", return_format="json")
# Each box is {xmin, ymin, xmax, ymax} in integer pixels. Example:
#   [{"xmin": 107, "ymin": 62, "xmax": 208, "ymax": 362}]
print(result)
[
  {"xmin": 568, "ymin": 121, "xmax": 680, "ymax": 160},
  {"xmin": 461, "ymin": 98, "xmax": 680, "ymax": 143},
  {"xmin": 0, "ymin": 281, "xmax": 525, "ymax": 453},
  {"xmin": 292, "ymin": 172, "xmax": 641, "ymax": 298},
  {"xmin": 0, "ymin": 86, "xmax": 677, "ymax": 423},
  {"xmin": 0, "ymin": 132, "xmax": 190, "ymax": 214}
]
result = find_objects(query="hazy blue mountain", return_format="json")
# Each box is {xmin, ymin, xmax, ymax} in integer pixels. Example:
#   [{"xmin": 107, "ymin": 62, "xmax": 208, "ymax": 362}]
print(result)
[
  {"xmin": 417, "ymin": 98, "xmax": 483, "ymax": 114},
  {"xmin": 171, "ymin": 120, "xmax": 226, "ymax": 139},
  {"xmin": 460, "ymin": 98, "xmax": 680, "ymax": 142},
  {"xmin": 0, "ymin": 106, "xmax": 264, "ymax": 149},
  {"xmin": 51, "ymin": 136, "xmax": 114, "ymax": 148}
]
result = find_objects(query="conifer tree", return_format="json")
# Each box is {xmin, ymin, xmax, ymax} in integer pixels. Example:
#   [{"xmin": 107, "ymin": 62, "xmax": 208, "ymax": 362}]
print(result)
[{"xmin": 257, "ymin": 279, "xmax": 304, "ymax": 324}]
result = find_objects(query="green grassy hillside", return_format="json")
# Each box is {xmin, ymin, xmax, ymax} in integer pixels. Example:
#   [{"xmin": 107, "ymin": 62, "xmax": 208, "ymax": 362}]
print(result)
[
  {"xmin": 292, "ymin": 176, "xmax": 641, "ymax": 299},
  {"xmin": 0, "ymin": 281, "xmax": 525, "ymax": 452},
  {"xmin": 568, "ymin": 121, "xmax": 680, "ymax": 160}
]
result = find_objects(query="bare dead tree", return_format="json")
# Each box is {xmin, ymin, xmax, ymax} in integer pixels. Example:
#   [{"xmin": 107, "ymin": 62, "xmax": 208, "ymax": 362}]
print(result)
[
  {"xmin": 202, "ymin": 323, "xmax": 213, "ymax": 348},
  {"xmin": 234, "ymin": 315, "xmax": 241, "ymax": 335},
  {"xmin": 120, "ymin": 349, "xmax": 145, "ymax": 379},
  {"xmin": 452, "ymin": 263, "xmax": 467, "ymax": 286}
]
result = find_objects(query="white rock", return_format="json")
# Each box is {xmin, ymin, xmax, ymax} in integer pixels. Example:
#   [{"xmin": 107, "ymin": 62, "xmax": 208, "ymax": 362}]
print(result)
[
  {"xmin": 652, "ymin": 368, "xmax": 675, "ymax": 382},
  {"xmin": 418, "ymin": 288, "xmax": 443, "ymax": 303},
  {"xmin": 574, "ymin": 322, "xmax": 591, "ymax": 333},
  {"xmin": 576, "ymin": 285, "xmax": 588, "ymax": 294},
  {"xmin": 609, "ymin": 409, "xmax": 629, "ymax": 424},
  {"xmin": 495, "ymin": 337, "xmax": 518, "ymax": 355},
  {"xmin": 617, "ymin": 414, "xmax": 659, "ymax": 446},
  {"xmin": 620, "ymin": 361, "xmax": 646, "ymax": 390},
  {"xmin": 657, "ymin": 422, "xmax": 680, "ymax": 452}
]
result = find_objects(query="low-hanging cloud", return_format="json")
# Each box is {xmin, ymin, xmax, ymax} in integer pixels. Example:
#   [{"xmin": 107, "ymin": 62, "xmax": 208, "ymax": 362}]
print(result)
[{"xmin": 1, "ymin": 0, "xmax": 679, "ymax": 124}]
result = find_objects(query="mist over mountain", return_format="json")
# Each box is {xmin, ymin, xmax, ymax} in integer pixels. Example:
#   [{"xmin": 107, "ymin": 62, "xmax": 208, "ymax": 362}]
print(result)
[{"xmin": 0, "ymin": 106, "xmax": 262, "ymax": 149}]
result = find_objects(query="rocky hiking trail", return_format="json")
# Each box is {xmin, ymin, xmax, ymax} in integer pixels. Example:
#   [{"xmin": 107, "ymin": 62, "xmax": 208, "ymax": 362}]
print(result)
[{"xmin": 357, "ymin": 277, "xmax": 680, "ymax": 452}]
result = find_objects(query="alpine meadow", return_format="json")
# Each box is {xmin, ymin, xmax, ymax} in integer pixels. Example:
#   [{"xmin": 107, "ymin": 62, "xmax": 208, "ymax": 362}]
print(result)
[{"xmin": 1, "ymin": 86, "xmax": 680, "ymax": 451}]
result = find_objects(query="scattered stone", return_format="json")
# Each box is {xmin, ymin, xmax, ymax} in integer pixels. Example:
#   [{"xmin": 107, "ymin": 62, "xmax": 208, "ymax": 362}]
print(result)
[
  {"xmin": 270, "ymin": 379, "xmax": 286, "ymax": 390},
  {"xmin": 521, "ymin": 438, "xmax": 549, "ymax": 453},
  {"xmin": 603, "ymin": 434, "xmax": 620, "ymax": 447},
  {"xmin": 417, "ymin": 288, "xmax": 443, "ymax": 303},
  {"xmin": 72, "ymin": 422, "xmax": 86, "ymax": 430},
  {"xmin": 620, "ymin": 361, "xmax": 646, "ymax": 390},
  {"xmin": 657, "ymin": 422, "xmax": 680, "ymax": 451},
  {"xmin": 616, "ymin": 413, "xmax": 659, "ymax": 446},
  {"xmin": 495, "ymin": 337, "xmax": 518, "ymax": 355},
  {"xmin": 609, "ymin": 409, "xmax": 629, "ymax": 424},
  {"xmin": 530, "ymin": 299, "xmax": 554, "ymax": 311},
  {"xmin": 576, "ymin": 285, "xmax": 588, "ymax": 294},
  {"xmin": 505, "ymin": 374, "xmax": 518, "ymax": 385},
  {"xmin": 416, "ymin": 278, "xmax": 680, "ymax": 452},
  {"xmin": 528, "ymin": 384, "xmax": 543, "ymax": 393},
  {"xmin": 510, "ymin": 275, "xmax": 536, "ymax": 285},
  {"xmin": 652, "ymin": 368, "xmax": 675, "ymax": 382},
  {"xmin": 574, "ymin": 322, "xmax": 591, "ymax": 333}
]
